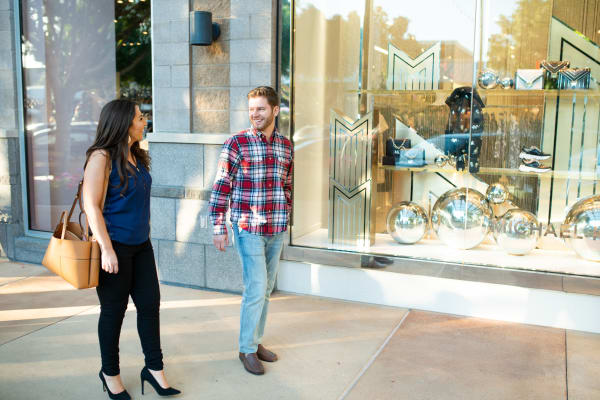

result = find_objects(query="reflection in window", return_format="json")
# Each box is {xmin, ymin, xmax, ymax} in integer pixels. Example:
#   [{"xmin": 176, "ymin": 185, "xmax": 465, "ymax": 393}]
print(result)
[{"xmin": 21, "ymin": 0, "xmax": 151, "ymax": 232}]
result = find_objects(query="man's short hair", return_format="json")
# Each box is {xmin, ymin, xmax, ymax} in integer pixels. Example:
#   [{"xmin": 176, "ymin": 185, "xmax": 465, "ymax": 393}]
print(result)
[{"xmin": 247, "ymin": 86, "xmax": 279, "ymax": 108}]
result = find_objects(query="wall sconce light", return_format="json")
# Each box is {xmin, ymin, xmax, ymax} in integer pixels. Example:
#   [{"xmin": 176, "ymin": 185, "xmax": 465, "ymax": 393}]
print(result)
[{"xmin": 190, "ymin": 11, "xmax": 220, "ymax": 46}]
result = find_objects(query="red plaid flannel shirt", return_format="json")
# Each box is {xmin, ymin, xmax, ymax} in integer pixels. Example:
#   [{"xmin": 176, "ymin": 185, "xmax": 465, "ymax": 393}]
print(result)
[{"xmin": 209, "ymin": 128, "xmax": 293, "ymax": 236}]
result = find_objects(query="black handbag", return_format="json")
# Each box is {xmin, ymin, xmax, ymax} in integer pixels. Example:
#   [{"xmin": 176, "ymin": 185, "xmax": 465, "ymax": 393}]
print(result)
[{"xmin": 383, "ymin": 138, "xmax": 424, "ymax": 167}]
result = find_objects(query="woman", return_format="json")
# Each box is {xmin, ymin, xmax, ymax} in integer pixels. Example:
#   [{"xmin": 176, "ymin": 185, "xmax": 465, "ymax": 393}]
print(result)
[{"xmin": 82, "ymin": 99, "xmax": 180, "ymax": 399}]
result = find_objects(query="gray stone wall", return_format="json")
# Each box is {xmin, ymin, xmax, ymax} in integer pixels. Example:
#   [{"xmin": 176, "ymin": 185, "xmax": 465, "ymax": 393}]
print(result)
[
  {"xmin": 149, "ymin": 0, "xmax": 277, "ymax": 293},
  {"xmin": 0, "ymin": 0, "xmax": 25, "ymax": 260}
]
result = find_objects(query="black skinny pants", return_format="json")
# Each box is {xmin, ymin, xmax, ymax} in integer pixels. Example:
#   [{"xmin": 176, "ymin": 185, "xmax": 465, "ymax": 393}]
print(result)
[{"xmin": 96, "ymin": 240, "xmax": 163, "ymax": 376}]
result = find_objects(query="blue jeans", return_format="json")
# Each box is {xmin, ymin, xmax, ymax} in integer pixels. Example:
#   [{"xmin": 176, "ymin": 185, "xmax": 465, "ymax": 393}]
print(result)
[{"xmin": 232, "ymin": 224, "xmax": 285, "ymax": 354}]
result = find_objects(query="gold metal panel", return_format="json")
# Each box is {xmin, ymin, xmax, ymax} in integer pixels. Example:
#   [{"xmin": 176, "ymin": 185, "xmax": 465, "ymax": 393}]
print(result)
[{"xmin": 328, "ymin": 110, "xmax": 374, "ymax": 247}]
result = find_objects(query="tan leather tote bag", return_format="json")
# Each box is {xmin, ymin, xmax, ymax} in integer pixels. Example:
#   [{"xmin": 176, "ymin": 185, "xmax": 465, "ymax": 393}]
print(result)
[{"xmin": 42, "ymin": 162, "xmax": 111, "ymax": 289}]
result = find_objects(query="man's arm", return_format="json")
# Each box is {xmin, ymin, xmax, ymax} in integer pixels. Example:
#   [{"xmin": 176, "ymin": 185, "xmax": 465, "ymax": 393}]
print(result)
[
  {"xmin": 208, "ymin": 138, "xmax": 241, "ymax": 244},
  {"xmin": 283, "ymin": 145, "xmax": 294, "ymax": 213}
]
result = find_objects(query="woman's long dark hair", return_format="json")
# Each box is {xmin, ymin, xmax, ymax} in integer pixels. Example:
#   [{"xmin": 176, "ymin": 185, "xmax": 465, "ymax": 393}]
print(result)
[{"xmin": 84, "ymin": 99, "xmax": 150, "ymax": 194}]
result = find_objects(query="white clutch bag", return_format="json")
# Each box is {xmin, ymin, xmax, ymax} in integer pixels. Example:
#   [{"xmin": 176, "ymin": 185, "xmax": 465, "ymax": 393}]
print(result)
[{"xmin": 515, "ymin": 69, "xmax": 544, "ymax": 90}]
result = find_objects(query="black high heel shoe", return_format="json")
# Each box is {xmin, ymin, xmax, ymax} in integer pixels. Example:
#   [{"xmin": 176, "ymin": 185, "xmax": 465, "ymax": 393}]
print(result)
[
  {"xmin": 99, "ymin": 370, "xmax": 131, "ymax": 400},
  {"xmin": 140, "ymin": 366, "xmax": 181, "ymax": 397}
]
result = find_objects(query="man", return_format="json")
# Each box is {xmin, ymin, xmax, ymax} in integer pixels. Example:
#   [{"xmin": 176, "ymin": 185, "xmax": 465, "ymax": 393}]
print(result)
[{"xmin": 208, "ymin": 86, "xmax": 293, "ymax": 375}]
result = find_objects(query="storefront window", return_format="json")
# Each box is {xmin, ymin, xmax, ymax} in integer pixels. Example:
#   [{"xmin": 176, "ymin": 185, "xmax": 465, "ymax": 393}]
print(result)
[
  {"xmin": 20, "ymin": 0, "xmax": 151, "ymax": 232},
  {"xmin": 291, "ymin": 0, "xmax": 600, "ymax": 275}
]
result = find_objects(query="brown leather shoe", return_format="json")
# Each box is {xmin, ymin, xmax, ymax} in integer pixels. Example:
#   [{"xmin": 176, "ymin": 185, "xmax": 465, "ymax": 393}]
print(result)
[
  {"xmin": 257, "ymin": 344, "xmax": 278, "ymax": 362},
  {"xmin": 239, "ymin": 352, "xmax": 265, "ymax": 375}
]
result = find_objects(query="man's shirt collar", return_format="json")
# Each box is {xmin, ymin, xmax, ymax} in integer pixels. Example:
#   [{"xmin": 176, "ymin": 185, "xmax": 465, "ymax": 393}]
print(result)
[{"xmin": 249, "ymin": 127, "xmax": 279, "ymax": 143}]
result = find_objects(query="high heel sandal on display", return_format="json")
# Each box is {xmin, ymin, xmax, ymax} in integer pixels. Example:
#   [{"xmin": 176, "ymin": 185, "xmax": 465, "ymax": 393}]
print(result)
[
  {"xmin": 99, "ymin": 370, "xmax": 131, "ymax": 400},
  {"xmin": 140, "ymin": 367, "xmax": 181, "ymax": 397}
]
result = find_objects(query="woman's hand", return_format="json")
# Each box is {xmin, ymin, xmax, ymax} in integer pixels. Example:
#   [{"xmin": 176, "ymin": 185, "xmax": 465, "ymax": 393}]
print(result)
[{"xmin": 101, "ymin": 247, "xmax": 119, "ymax": 274}]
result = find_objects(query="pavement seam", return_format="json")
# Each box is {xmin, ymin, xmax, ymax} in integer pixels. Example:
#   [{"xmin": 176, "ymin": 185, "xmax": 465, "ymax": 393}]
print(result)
[
  {"xmin": 0, "ymin": 304, "xmax": 99, "ymax": 347},
  {"xmin": 565, "ymin": 330, "xmax": 569, "ymax": 399},
  {"xmin": 0, "ymin": 276, "xmax": 30, "ymax": 288},
  {"xmin": 337, "ymin": 309, "xmax": 411, "ymax": 400}
]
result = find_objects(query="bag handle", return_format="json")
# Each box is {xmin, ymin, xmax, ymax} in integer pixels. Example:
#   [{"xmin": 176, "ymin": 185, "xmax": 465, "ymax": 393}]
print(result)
[
  {"xmin": 78, "ymin": 158, "xmax": 112, "ymax": 241},
  {"xmin": 59, "ymin": 210, "xmax": 69, "ymax": 240}
]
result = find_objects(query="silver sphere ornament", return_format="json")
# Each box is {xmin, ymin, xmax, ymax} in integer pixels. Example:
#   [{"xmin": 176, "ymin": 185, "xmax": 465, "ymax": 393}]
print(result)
[
  {"xmin": 496, "ymin": 209, "xmax": 540, "ymax": 255},
  {"xmin": 431, "ymin": 187, "xmax": 492, "ymax": 249},
  {"xmin": 387, "ymin": 201, "xmax": 429, "ymax": 244},
  {"xmin": 564, "ymin": 195, "xmax": 600, "ymax": 261},
  {"xmin": 486, "ymin": 183, "xmax": 509, "ymax": 204},
  {"xmin": 499, "ymin": 77, "xmax": 514, "ymax": 89},
  {"xmin": 478, "ymin": 69, "xmax": 499, "ymax": 89}
]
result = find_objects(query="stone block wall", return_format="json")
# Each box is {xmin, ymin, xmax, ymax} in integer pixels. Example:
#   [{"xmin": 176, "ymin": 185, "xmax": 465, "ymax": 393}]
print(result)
[
  {"xmin": 153, "ymin": 0, "xmax": 191, "ymax": 133},
  {"xmin": 149, "ymin": 0, "xmax": 277, "ymax": 293}
]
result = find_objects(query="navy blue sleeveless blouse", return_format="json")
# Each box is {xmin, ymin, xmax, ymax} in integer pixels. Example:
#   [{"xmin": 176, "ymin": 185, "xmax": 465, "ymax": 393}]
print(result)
[{"xmin": 103, "ymin": 158, "xmax": 152, "ymax": 245}]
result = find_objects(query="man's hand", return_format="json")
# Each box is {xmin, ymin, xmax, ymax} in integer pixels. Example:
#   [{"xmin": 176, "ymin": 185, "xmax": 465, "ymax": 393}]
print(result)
[{"xmin": 213, "ymin": 233, "xmax": 228, "ymax": 252}]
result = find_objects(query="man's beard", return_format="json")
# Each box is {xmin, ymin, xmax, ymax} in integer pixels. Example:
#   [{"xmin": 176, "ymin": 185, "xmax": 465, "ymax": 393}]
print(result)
[{"xmin": 251, "ymin": 113, "xmax": 274, "ymax": 131}]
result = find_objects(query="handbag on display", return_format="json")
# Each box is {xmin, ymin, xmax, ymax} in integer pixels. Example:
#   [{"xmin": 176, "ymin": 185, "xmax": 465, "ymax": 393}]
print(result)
[
  {"xmin": 540, "ymin": 60, "xmax": 570, "ymax": 89},
  {"xmin": 557, "ymin": 68, "xmax": 591, "ymax": 89},
  {"xmin": 540, "ymin": 60, "xmax": 570, "ymax": 74},
  {"xmin": 383, "ymin": 138, "xmax": 411, "ymax": 165},
  {"xmin": 396, "ymin": 147, "xmax": 426, "ymax": 167},
  {"xmin": 41, "ymin": 162, "xmax": 111, "ymax": 289},
  {"xmin": 515, "ymin": 69, "xmax": 544, "ymax": 90}
]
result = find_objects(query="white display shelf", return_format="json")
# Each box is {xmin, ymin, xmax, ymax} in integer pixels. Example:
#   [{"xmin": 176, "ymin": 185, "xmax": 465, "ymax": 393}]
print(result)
[
  {"xmin": 292, "ymin": 228, "xmax": 600, "ymax": 278},
  {"xmin": 379, "ymin": 164, "xmax": 600, "ymax": 181}
]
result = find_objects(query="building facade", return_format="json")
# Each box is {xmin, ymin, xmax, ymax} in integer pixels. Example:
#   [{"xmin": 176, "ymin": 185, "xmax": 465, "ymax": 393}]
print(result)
[{"xmin": 3, "ymin": 0, "xmax": 600, "ymax": 332}]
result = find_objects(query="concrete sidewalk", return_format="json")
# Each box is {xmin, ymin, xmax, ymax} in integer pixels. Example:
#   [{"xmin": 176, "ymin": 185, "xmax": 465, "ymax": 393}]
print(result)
[{"xmin": 1, "ymin": 260, "xmax": 600, "ymax": 400}]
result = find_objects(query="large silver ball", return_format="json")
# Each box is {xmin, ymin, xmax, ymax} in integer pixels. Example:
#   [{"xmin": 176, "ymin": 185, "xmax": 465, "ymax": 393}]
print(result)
[
  {"xmin": 387, "ymin": 201, "xmax": 429, "ymax": 244},
  {"xmin": 431, "ymin": 187, "xmax": 492, "ymax": 249},
  {"xmin": 564, "ymin": 195, "xmax": 600, "ymax": 261},
  {"xmin": 496, "ymin": 209, "xmax": 541, "ymax": 255},
  {"xmin": 486, "ymin": 183, "xmax": 510, "ymax": 204},
  {"xmin": 478, "ymin": 69, "xmax": 499, "ymax": 89}
]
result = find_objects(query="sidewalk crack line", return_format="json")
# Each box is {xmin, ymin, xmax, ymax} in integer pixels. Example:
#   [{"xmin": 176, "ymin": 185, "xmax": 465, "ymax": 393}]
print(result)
[
  {"xmin": 0, "ymin": 304, "xmax": 99, "ymax": 347},
  {"xmin": 337, "ymin": 309, "xmax": 411, "ymax": 400}
]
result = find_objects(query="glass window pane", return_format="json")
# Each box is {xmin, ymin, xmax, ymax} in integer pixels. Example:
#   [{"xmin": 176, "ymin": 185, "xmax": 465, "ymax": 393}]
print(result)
[
  {"xmin": 290, "ymin": 0, "xmax": 600, "ymax": 274},
  {"xmin": 21, "ymin": 0, "xmax": 151, "ymax": 232},
  {"xmin": 292, "ymin": 0, "xmax": 365, "ymax": 244}
]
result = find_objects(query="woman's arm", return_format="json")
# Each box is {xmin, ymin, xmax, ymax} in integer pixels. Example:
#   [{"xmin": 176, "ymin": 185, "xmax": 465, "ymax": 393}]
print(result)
[{"xmin": 82, "ymin": 150, "xmax": 119, "ymax": 273}]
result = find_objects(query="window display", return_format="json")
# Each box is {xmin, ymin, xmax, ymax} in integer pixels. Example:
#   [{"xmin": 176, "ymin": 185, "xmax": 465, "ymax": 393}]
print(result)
[{"xmin": 291, "ymin": 0, "xmax": 600, "ymax": 277}]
